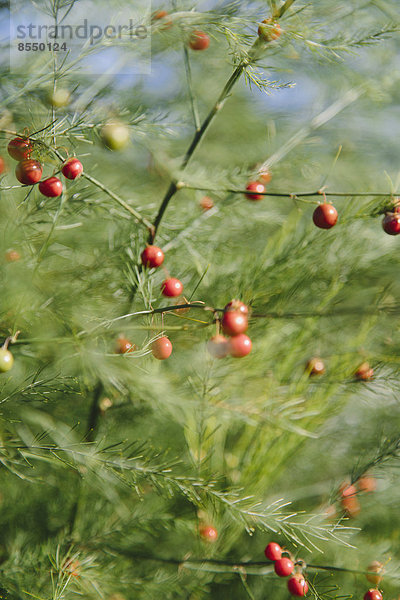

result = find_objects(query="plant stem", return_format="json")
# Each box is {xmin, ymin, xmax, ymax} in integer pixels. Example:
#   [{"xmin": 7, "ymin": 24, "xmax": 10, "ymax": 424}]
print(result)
[
  {"xmin": 67, "ymin": 381, "xmax": 104, "ymax": 536},
  {"xmin": 82, "ymin": 172, "xmax": 155, "ymax": 233},
  {"xmin": 178, "ymin": 184, "xmax": 395, "ymax": 200},
  {"xmin": 183, "ymin": 43, "xmax": 201, "ymax": 131},
  {"xmin": 86, "ymin": 381, "xmax": 104, "ymax": 443},
  {"xmin": 149, "ymin": 61, "xmax": 249, "ymax": 243}
]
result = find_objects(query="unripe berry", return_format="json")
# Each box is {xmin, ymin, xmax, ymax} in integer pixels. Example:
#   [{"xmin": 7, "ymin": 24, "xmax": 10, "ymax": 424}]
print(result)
[
  {"xmin": 39, "ymin": 177, "xmax": 63, "ymax": 197},
  {"xmin": 207, "ymin": 335, "xmax": 229, "ymax": 359},
  {"xmin": 245, "ymin": 181, "xmax": 265, "ymax": 201},
  {"xmin": 382, "ymin": 212, "xmax": 400, "ymax": 235},
  {"xmin": 101, "ymin": 121, "xmax": 130, "ymax": 151},
  {"xmin": 161, "ymin": 278, "xmax": 184, "ymax": 297},
  {"xmin": 264, "ymin": 542, "xmax": 282, "ymax": 561},
  {"xmin": 229, "ymin": 334, "xmax": 252, "ymax": 358},
  {"xmin": 141, "ymin": 245, "xmax": 165, "ymax": 268},
  {"xmin": 0, "ymin": 156, "xmax": 6, "ymax": 175},
  {"xmin": 62, "ymin": 158, "xmax": 83, "ymax": 180},
  {"xmin": 366, "ymin": 561, "xmax": 384, "ymax": 586},
  {"xmin": 312, "ymin": 203, "xmax": 338, "ymax": 229},
  {"xmin": 49, "ymin": 88, "xmax": 71, "ymax": 108},
  {"xmin": 0, "ymin": 349, "xmax": 14, "ymax": 373},
  {"xmin": 189, "ymin": 30, "xmax": 210, "ymax": 51},
  {"xmin": 8, "ymin": 137, "xmax": 33, "ymax": 161},
  {"xmin": 288, "ymin": 575, "xmax": 309, "ymax": 597},
  {"xmin": 274, "ymin": 557, "xmax": 294, "ymax": 577},
  {"xmin": 173, "ymin": 299, "xmax": 191, "ymax": 315},
  {"xmin": 152, "ymin": 337, "xmax": 172, "ymax": 360},
  {"xmin": 15, "ymin": 159, "xmax": 42, "ymax": 185},
  {"xmin": 222, "ymin": 311, "xmax": 248, "ymax": 336}
]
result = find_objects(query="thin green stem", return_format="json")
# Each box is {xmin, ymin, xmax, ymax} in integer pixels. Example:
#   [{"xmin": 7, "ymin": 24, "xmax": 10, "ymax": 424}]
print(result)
[
  {"xmin": 274, "ymin": 0, "xmax": 296, "ymax": 19},
  {"xmin": 82, "ymin": 546, "xmax": 400, "ymax": 580},
  {"xmin": 178, "ymin": 184, "xmax": 395, "ymax": 200},
  {"xmin": 81, "ymin": 172, "xmax": 154, "ymax": 232},
  {"xmin": 183, "ymin": 43, "xmax": 201, "ymax": 131},
  {"xmin": 149, "ymin": 63, "xmax": 245, "ymax": 244}
]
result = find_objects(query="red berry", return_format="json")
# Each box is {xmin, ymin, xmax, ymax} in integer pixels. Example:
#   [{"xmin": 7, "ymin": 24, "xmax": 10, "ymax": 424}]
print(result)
[
  {"xmin": 15, "ymin": 159, "xmax": 42, "ymax": 185},
  {"xmin": 264, "ymin": 542, "xmax": 282, "ymax": 561},
  {"xmin": 258, "ymin": 19, "xmax": 282, "ymax": 42},
  {"xmin": 339, "ymin": 481, "xmax": 357, "ymax": 498},
  {"xmin": 161, "ymin": 278, "xmax": 184, "ymax": 297},
  {"xmin": 152, "ymin": 10, "xmax": 173, "ymax": 29},
  {"xmin": 141, "ymin": 245, "xmax": 165, "ymax": 268},
  {"xmin": 382, "ymin": 212, "xmax": 400, "ymax": 235},
  {"xmin": 222, "ymin": 311, "xmax": 248, "ymax": 336},
  {"xmin": 312, "ymin": 203, "xmax": 338, "ymax": 229},
  {"xmin": 39, "ymin": 176, "xmax": 63, "ymax": 197},
  {"xmin": 258, "ymin": 170, "xmax": 272, "ymax": 184},
  {"xmin": 364, "ymin": 590, "xmax": 383, "ymax": 600},
  {"xmin": 189, "ymin": 30, "xmax": 210, "ymax": 51},
  {"xmin": 5, "ymin": 250, "xmax": 21, "ymax": 263},
  {"xmin": 288, "ymin": 575, "xmax": 309, "ymax": 596},
  {"xmin": 341, "ymin": 495, "xmax": 361, "ymax": 518},
  {"xmin": 274, "ymin": 557, "xmax": 294, "ymax": 577},
  {"xmin": 306, "ymin": 357, "xmax": 325, "ymax": 376},
  {"xmin": 245, "ymin": 181, "xmax": 265, "ymax": 201},
  {"xmin": 224, "ymin": 300, "xmax": 249, "ymax": 315},
  {"xmin": 62, "ymin": 158, "xmax": 83, "ymax": 180},
  {"xmin": 7, "ymin": 137, "xmax": 33, "ymax": 161},
  {"xmin": 199, "ymin": 525, "xmax": 218, "ymax": 542},
  {"xmin": 207, "ymin": 335, "xmax": 230, "ymax": 359},
  {"xmin": 152, "ymin": 336, "xmax": 172, "ymax": 360},
  {"xmin": 358, "ymin": 476, "xmax": 377, "ymax": 493},
  {"xmin": 0, "ymin": 156, "xmax": 6, "ymax": 175},
  {"xmin": 355, "ymin": 362, "xmax": 374, "ymax": 381},
  {"xmin": 115, "ymin": 337, "xmax": 136, "ymax": 354},
  {"xmin": 229, "ymin": 334, "xmax": 252, "ymax": 358},
  {"xmin": 200, "ymin": 196, "xmax": 214, "ymax": 211}
]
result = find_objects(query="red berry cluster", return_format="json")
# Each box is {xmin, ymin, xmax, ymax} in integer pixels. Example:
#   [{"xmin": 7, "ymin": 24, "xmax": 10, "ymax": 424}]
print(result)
[
  {"xmin": 264, "ymin": 542, "xmax": 308, "ymax": 596},
  {"xmin": 208, "ymin": 300, "xmax": 252, "ymax": 359},
  {"xmin": 139, "ymin": 244, "xmax": 187, "ymax": 361},
  {"xmin": 7, "ymin": 136, "xmax": 83, "ymax": 198}
]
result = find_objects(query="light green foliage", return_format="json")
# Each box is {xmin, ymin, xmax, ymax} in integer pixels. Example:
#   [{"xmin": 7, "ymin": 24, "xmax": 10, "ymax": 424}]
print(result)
[{"xmin": 0, "ymin": 0, "xmax": 399, "ymax": 598}]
